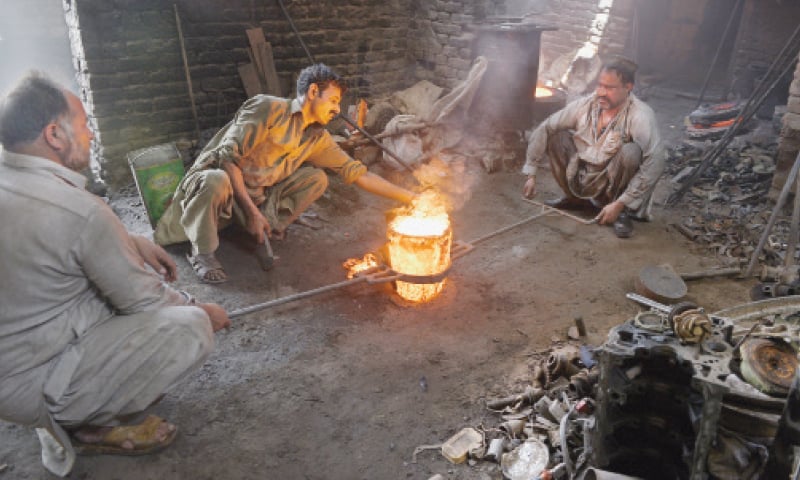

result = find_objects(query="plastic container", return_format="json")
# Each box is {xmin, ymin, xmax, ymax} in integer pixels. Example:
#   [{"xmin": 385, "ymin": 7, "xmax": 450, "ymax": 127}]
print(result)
[
  {"xmin": 127, "ymin": 143, "xmax": 185, "ymax": 227},
  {"xmin": 441, "ymin": 427, "xmax": 483, "ymax": 464}
]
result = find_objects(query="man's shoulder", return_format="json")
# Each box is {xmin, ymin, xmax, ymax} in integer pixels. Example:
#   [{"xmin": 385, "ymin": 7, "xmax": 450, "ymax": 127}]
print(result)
[
  {"xmin": 0, "ymin": 165, "xmax": 103, "ymax": 220},
  {"xmin": 629, "ymin": 94, "xmax": 656, "ymax": 117}
]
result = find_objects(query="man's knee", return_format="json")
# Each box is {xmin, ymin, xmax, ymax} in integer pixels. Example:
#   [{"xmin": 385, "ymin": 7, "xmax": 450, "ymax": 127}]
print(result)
[
  {"xmin": 618, "ymin": 142, "xmax": 643, "ymax": 170},
  {"xmin": 157, "ymin": 306, "xmax": 215, "ymax": 359},
  {"xmin": 307, "ymin": 168, "xmax": 328, "ymax": 196},
  {"xmin": 196, "ymin": 169, "xmax": 232, "ymax": 202}
]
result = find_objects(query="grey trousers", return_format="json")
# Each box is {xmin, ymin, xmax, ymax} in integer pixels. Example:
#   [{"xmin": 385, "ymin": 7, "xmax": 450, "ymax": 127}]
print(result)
[{"xmin": 547, "ymin": 130, "xmax": 643, "ymax": 208}]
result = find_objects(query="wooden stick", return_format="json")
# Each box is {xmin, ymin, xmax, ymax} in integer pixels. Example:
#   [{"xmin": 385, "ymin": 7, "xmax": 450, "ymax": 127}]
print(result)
[{"xmin": 174, "ymin": 5, "xmax": 201, "ymax": 140}]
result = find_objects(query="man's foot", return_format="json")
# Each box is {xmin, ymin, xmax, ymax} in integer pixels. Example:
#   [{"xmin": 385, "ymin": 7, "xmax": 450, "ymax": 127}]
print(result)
[
  {"xmin": 544, "ymin": 196, "xmax": 595, "ymax": 211},
  {"xmin": 71, "ymin": 415, "xmax": 177, "ymax": 456},
  {"xmin": 613, "ymin": 211, "xmax": 634, "ymax": 238},
  {"xmin": 186, "ymin": 252, "xmax": 228, "ymax": 283}
]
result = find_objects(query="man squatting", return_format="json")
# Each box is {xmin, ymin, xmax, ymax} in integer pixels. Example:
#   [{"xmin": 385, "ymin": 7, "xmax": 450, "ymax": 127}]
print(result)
[
  {"xmin": 522, "ymin": 56, "xmax": 665, "ymax": 238},
  {"xmin": 154, "ymin": 63, "xmax": 416, "ymax": 283},
  {"xmin": 0, "ymin": 73, "xmax": 230, "ymax": 477}
]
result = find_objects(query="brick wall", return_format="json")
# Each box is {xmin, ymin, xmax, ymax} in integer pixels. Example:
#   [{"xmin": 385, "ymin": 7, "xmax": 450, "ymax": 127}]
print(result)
[
  {"xmin": 62, "ymin": 0, "xmax": 635, "ymax": 187},
  {"xmin": 407, "ymin": 0, "xmax": 502, "ymax": 89},
  {"xmin": 730, "ymin": 0, "xmax": 800, "ymax": 92},
  {"xmin": 66, "ymin": 0, "xmax": 414, "ymax": 186},
  {"xmin": 528, "ymin": 0, "xmax": 634, "ymax": 82}
]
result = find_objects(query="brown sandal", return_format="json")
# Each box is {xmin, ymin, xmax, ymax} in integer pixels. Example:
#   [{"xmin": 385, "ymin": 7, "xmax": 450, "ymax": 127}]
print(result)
[{"xmin": 186, "ymin": 252, "xmax": 228, "ymax": 283}]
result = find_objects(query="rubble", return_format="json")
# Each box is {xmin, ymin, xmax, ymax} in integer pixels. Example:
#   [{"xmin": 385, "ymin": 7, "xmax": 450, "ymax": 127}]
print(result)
[{"xmin": 426, "ymin": 296, "xmax": 799, "ymax": 479}]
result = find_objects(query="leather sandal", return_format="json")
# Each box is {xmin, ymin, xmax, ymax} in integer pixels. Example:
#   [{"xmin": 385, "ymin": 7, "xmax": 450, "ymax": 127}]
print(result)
[
  {"xmin": 186, "ymin": 252, "xmax": 228, "ymax": 283},
  {"xmin": 72, "ymin": 415, "xmax": 177, "ymax": 456}
]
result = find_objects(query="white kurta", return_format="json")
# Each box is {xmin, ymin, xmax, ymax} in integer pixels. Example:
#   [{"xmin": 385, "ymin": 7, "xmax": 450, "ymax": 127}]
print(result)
[{"xmin": 0, "ymin": 151, "xmax": 214, "ymax": 476}]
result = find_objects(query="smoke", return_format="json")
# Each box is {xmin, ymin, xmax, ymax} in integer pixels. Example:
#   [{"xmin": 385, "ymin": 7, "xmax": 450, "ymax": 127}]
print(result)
[{"xmin": 412, "ymin": 155, "xmax": 479, "ymax": 213}]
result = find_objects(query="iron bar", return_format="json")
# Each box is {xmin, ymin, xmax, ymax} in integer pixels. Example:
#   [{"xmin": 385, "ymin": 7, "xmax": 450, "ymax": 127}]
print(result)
[{"xmin": 745, "ymin": 151, "xmax": 800, "ymax": 277}]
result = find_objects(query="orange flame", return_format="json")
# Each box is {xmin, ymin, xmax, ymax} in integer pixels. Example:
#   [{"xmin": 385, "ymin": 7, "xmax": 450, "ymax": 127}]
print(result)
[
  {"xmin": 342, "ymin": 253, "xmax": 379, "ymax": 279},
  {"xmin": 387, "ymin": 190, "xmax": 452, "ymax": 303}
]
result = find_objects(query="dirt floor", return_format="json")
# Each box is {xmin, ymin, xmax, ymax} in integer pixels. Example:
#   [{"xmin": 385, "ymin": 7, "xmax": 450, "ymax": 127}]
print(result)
[{"xmin": 0, "ymin": 87, "xmax": 760, "ymax": 479}]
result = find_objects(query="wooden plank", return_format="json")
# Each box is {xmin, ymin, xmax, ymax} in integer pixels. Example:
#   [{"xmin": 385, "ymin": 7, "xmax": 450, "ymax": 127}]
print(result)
[
  {"xmin": 259, "ymin": 42, "xmax": 282, "ymax": 96},
  {"xmin": 238, "ymin": 63, "xmax": 262, "ymax": 98},
  {"xmin": 245, "ymin": 28, "xmax": 267, "ymax": 85}
]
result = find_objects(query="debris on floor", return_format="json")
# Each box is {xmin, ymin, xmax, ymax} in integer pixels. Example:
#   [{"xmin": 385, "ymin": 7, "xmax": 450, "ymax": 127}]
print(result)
[{"xmin": 424, "ymin": 295, "xmax": 800, "ymax": 479}]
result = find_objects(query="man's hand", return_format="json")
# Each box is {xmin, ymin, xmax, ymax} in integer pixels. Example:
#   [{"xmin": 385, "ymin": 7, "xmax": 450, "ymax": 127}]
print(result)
[
  {"xmin": 522, "ymin": 176, "xmax": 537, "ymax": 199},
  {"xmin": 596, "ymin": 200, "xmax": 626, "ymax": 225},
  {"xmin": 245, "ymin": 210, "xmax": 272, "ymax": 244},
  {"xmin": 198, "ymin": 303, "xmax": 231, "ymax": 332},
  {"xmin": 130, "ymin": 235, "xmax": 178, "ymax": 282}
]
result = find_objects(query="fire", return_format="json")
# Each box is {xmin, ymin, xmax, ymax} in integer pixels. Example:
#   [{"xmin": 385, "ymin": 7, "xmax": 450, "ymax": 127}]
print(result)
[
  {"xmin": 342, "ymin": 253, "xmax": 379, "ymax": 279},
  {"xmin": 535, "ymin": 86, "xmax": 554, "ymax": 98},
  {"xmin": 387, "ymin": 190, "xmax": 452, "ymax": 303}
]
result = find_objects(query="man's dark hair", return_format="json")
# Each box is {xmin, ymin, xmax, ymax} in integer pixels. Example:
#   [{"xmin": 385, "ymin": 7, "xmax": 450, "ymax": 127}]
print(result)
[
  {"xmin": 602, "ymin": 56, "xmax": 638, "ymax": 85},
  {"xmin": 296, "ymin": 63, "xmax": 347, "ymax": 97},
  {"xmin": 0, "ymin": 72, "xmax": 69, "ymax": 149}
]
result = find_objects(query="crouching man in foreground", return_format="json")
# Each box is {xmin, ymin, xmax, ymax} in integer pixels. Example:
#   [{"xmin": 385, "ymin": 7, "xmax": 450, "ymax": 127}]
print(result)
[{"xmin": 0, "ymin": 72, "xmax": 230, "ymax": 476}]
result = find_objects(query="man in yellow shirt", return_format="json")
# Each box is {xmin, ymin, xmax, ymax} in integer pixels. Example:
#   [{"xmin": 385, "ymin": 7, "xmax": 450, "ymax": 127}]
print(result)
[{"xmin": 155, "ymin": 64, "xmax": 415, "ymax": 283}]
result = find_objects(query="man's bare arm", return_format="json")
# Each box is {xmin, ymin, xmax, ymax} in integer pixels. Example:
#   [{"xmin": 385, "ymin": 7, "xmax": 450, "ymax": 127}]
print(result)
[{"xmin": 353, "ymin": 171, "xmax": 415, "ymax": 204}]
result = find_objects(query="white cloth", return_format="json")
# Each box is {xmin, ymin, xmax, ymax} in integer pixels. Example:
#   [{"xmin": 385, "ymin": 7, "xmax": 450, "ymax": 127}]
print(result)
[{"xmin": 0, "ymin": 151, "xmax": 214, "ymax": 476}]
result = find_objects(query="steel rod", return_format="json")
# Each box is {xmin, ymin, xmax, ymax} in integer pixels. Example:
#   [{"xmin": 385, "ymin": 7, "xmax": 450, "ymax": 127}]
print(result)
[
  {"xmin": 745, "ymin": 151, "xmax": 800, "ymax": 277},
  {"xmin": 669, "ymin": 25, "xmax": 800, "ymax": 204},
  {"xmin": 467, "ymin": 211, "xmax": 552, "ymax": 246},
  {"xmin": 522, "ymin": 198, "xmax": 599, "ymax": 224},
  {"xmin": 338, "ymin": 114, "xmax": 417, "ymax": 173},
  {"xmin": 229, "ymin": 276, "xmax": 368, "ymax": 319},
  {"xmin": 275, "ymin": 0, "xmax": 316, "ymax": 64},
  {"xmin": 694, "ymin": 0, "xmax": 744, "ymax": 109}
]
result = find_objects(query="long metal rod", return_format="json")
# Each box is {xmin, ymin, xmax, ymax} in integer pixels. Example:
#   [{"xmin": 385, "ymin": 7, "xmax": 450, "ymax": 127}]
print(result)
[
  {"xmin": 745, "ymin": 151, "xmax": 800, "ymax": 277},
  {"xmin": 522, "ymin": 199, "xmax": 598, "ymax": 225},
  {"xmin": 694, "ymin": 0, "xmax": 744, "ymax": 109},
  {"xmin": 784, "ymin": 160, "xmax": 800, "ymax": 274},
  {"xmin": 174, "ymin": 4, "xmax": 201, "ymax": 140},
  {"xmin": 338, "ymin": 114, "xmax": 417, "ymax": 173},
  {"xmin": 229, "ymin": 276, "xmax": 369, "ymax": 319},
  {"xmin": 468, "ymin": 210, "xmax": 552, "ymax": 246},
  {"xmin": 275, "ymin": 0, "xmax": 316, "ymax": 64}
]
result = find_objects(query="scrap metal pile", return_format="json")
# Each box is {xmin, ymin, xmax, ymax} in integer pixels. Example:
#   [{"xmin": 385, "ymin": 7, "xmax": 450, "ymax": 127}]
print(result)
[
  {"xmin": 428, "ymin": 297, "xmax": 800, "ymax": 480},
  {"xmin": 666, "ymin": 137, "xmax": 786, "ymax": 267}
]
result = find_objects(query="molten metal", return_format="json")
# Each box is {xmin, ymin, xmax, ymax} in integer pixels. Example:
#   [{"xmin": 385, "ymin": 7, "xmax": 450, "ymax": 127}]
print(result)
[
  {"xmin": 535, "ymin": 86, "xmax": 554, "ymax": 98},
  {"xmin": 387, "ymin": 191, "xmax": 452, "ymax": 303}
]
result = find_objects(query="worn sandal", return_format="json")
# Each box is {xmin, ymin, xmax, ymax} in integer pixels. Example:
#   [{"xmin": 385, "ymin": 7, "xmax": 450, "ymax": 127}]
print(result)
[
  {"xmin": 186, "ymin": 252, "xmax": 228, "ymax": 283},
  {"xmin": 72, "ymin": 415, "xmax": 177, "ymax": 456}
]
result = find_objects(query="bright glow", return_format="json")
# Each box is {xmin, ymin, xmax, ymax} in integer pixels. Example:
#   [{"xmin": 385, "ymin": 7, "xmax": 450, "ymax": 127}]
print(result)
[
  {"xmin": 560, "ymin": 0, "xmax": 615, "ymax": 86},
  {"xmin": 388, "ymin": 190, "xmax": 452, "ymax": 303},
  {"xmin": 342, "ymin": 253, "xmax": 379, "ymax": 279},
  {"xmin": 535, "ymin": 86, "xmax": 554, "ymax": 98}
]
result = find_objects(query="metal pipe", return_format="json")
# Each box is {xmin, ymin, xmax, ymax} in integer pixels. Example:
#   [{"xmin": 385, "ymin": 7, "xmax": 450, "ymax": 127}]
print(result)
[
  {"xmin": 338, "ymin": 114, "xmax": 417, "ymax": 174},
  {"xmin": 275, "ymin": 0, "xmax": 316, "ymax": 64},
  {"xmin": 522, "ymin": 198, "xmax": 598, "ymax": 225},
  {"xmin": 745, "ymin": 151, "xmax": 800, "ymax": 277},
  {"xmin": 694, "ymin": 0, "xmax": 744, "ymax": 109},
  {"xmin": 669, "ymin": 25, "xmax": 800, "ymax": 205}
]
